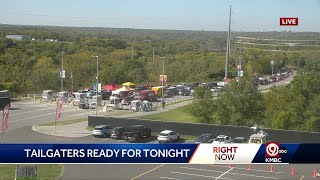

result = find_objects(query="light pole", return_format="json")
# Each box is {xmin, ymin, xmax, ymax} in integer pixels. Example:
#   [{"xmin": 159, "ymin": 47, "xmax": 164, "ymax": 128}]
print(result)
[
  {"xmin": 93, "ymin": 56, "xmax": 99, "ymax": 116},
  {"xmin": 160, "ymin": 57, "xmax": 165, "ymax": 109},
  {"xmin": 61, "ymin": 51, "xmax": 64, "ymax": 92},
  {"xmin": 71, "ymin": 72, "xmax": 73, "ymax": 96},
  {"xmin": 271, "ymin": 52, "xmax": 275, "ymax": 75}
]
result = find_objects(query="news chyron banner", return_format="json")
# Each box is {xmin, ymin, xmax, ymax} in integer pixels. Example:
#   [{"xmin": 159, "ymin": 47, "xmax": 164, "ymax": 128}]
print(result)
[{"xmin": 0, "ymin": 143, "xmax": 319, "ymax": 164}]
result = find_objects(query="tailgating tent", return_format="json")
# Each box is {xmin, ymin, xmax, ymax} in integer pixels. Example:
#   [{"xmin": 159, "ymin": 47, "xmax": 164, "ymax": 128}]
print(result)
[
  {"xmin": 102, "ymin": 84, "xmax": 120, "ymax": 91},
  {"xmin": 122, "ymin": 82, "xmax": 135, "ymax": 86},
  {"xmin": 112, "ymin": 86, "xmax": 135, "ymax": 95}
]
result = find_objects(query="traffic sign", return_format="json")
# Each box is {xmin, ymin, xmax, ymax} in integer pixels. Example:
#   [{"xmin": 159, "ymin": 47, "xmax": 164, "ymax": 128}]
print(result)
[
  {"xmin": 60, "ymin": 70, "xmax": 65, "ymax": 78},
  {"xmin": 237, "ymin": 65, "xmax": 241, "ymax": 70},
  {"xmin": 160, "ymin": 75, "xmax": 168, "ymax": 82},
  {"xmin": 238, "ymin": 71, "xmax": 244, "ymax": 77}
]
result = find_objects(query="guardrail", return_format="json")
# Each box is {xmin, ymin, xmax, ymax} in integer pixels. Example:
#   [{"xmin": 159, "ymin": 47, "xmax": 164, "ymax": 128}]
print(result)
[{"xmin": 154, "ymin": 96, "xmax": 193, "ymax": 110}]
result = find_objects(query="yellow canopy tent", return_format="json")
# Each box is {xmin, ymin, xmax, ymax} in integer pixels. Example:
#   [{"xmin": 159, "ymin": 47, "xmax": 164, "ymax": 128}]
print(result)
[{"xmin": 122, "ymin": 82, "xmax": 135, "ymax": 86}]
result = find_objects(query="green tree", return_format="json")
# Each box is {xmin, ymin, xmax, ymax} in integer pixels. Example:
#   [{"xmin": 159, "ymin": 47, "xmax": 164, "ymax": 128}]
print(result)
[
  {"xmin": 186, "ymin": 87, "xmax": 216, "ymax": 123},
  {"xmin": 214, "ymin": 77, "xmax": 265, "ymax": 126}
]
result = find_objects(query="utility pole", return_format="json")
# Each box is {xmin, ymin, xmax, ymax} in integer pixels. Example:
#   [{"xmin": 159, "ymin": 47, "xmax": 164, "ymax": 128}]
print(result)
[
  {"xmin": 153, "ymin": 47, "xmax": 155, "ymax": 60},
  {"xmin": 224, "ymin": 5, "xmax": 232, "ymax": 80},
  {"xmin": 238, "ymin": 53, "xmax": 242, "ymax": 78},
  {"xmin": 61, "ymin": 51, "xmax": 64, "ymax": 92},
  {"xmin": 271, "ymin": 51, "xmax": 275, "ymax": 75},
  {"xmin": 131, "ymin": 47, "xmax": 134, "ymax": 59},
  {"xmin": 71, "ymin": 72, "xmax": 73, "ymax": 95},
  {"xmin": 93, "ymin": 56, "xmax": 99, "ymax": 116},
  {"xmin": 160, "ymin": 57, "xmax": 165, "ymax": 109}
]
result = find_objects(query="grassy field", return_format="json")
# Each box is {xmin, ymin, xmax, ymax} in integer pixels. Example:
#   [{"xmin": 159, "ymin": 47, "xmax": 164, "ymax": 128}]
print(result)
[
  {"xmin": 0, "ymin": 164, "xmax": 63, "ymax": 180},
  {"xmin": 140, "ymin": 104, "xmax": 196, "ymax": 123}
]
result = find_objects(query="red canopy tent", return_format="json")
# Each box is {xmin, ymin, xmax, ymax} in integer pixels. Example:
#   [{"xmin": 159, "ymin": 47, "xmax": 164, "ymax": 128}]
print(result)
[{"xmin": 102, "ymin": 84, "xmax": 120, "ymax": 91}]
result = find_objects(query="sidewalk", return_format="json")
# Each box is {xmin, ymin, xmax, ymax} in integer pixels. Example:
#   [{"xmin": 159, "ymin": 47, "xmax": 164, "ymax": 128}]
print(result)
[{"xmin": 32, "ymin": 121, "xmax": 90, "ymax": 138}]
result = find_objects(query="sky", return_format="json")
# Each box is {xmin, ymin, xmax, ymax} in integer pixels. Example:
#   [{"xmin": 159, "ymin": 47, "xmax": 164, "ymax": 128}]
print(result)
[{"xmin": 1, "ymin": 0, "xmax": 320, "ymax": 32}]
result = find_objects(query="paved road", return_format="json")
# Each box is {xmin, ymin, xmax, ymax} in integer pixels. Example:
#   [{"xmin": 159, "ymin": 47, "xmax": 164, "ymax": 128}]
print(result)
[{"xmin": 8, "ymin": 100, "xmax": 93, "ymax": 131}]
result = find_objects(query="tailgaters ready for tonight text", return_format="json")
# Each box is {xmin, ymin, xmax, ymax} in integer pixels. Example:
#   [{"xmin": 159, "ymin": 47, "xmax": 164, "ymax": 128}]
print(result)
[{"xmin": 24, "ymin": 148, "xmax": 191, "ymax": 158}]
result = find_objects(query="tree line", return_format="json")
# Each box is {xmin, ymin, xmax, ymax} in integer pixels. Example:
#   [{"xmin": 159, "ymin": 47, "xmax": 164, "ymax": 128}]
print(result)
[{"xmin": 0, "ymin": 24, "xmax": 319, "ymax": 97}]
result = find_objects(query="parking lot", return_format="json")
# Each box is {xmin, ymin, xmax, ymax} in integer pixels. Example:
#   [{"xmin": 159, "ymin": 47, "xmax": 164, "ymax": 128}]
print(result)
[{"xmin": 129, "ymin": 164, "xmax": 319, "ymax": 180}]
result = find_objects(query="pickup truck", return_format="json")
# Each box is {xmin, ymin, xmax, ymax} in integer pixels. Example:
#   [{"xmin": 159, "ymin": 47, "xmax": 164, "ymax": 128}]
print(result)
[
  {"xmin": 123, "ymin": 125, "xmax": 151, "ymax": 142},
  {"xmin": 0, "ymin": 90, "xmax": 10, "ymax": 109}
]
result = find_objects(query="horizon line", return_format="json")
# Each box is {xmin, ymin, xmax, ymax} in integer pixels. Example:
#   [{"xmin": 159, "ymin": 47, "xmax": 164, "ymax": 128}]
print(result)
[{"xmin": 1, "ymin": 23, "xmax": 319, "ymax": 33}]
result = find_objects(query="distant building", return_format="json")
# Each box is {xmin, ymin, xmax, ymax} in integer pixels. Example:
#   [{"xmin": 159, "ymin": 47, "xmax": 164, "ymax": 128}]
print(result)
[
  {"xmin": 6, "ymin": 35, "xmax": 31, "ymax": 40},
  {"xmin": 45, "ymin": 39, "xmax": 58, "ymax": 42}
]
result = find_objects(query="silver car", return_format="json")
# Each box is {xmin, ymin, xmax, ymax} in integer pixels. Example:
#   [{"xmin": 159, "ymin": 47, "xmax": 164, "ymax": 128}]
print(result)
[{"xmin": 92, "ymin": 125, "xmax": 113, "ymax": 138}]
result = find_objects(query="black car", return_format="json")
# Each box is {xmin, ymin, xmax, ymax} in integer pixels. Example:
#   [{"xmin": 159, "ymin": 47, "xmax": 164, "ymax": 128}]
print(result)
[
  {"xmin": 232, "ymin": 137, "xmax": 248, "ymax": 143},
  {"xmin": 195, "ymin": 134, "xmax": 215, "ymax": 143},
  {"xmin": 101, "ymin": 90, "xmax": 112, "ymax": 100},
  {"xmin": 123, "ymin": 125, "xmax": 151, "ymax": 142},
  {"xmin": 110, "ymin": 127, "xmax": 127, "ymax": 139}
]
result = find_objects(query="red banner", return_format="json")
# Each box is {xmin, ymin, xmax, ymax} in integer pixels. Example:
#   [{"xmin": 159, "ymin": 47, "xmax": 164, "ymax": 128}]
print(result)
[
  {"xmin": 2, "ymin": 105, "xmax": 9, "ymax": 134},
  {"xmin": 55, "ymin": 97, "xmax": 64, "ymax": 120}
]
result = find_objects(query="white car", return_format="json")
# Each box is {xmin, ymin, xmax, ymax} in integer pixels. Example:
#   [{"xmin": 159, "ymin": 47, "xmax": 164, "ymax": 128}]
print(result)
[
  {"xmin": 212, "ymin": 135, "xmax": 232, "ymax": 144},
  {"xmin": 158, "ymin": 130, "xmax": 180, "ymax": 143},
  {"xmin": 92, "ymin": 125, "xmax": 113, "ymax": 138}
]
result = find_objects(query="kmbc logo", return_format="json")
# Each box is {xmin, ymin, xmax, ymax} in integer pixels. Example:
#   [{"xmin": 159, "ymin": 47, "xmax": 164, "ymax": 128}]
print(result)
[{"xmin": 265, "ymin": 142, "xmax": 287, "ymax": 163}]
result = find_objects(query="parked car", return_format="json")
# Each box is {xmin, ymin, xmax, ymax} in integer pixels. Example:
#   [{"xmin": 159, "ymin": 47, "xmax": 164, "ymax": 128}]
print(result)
[
  {"xmin": 212, "ymin": 135, "xmax": 232, "ymax": 144},
  {"xmin": 195, "ymin": 134, "xmax": 215, "ymax": 143},
  {"xmin": 123, "ymin": 125, "xmax": 151, "ymax": 142},
  {"xmin": 158, "ymin": 130, "xmax": 180, "ymax": 143},
  {"xmin": 110, "ymin": 127, "xmax": 127, "ymax": 139},
  {"xmin": 231, "ymin": 137, "xmax": 248, "ymax": 143},
  {"xmin": 92, "ymin": 125, "xmax": 113, "ymax": 138},
  {"xmin": 178, "ymin": 88, "xmax": 190, "ymax": 96},
  {"xmin": 101, "ymin": 90, "xmax": 112, "ymax": 100}
]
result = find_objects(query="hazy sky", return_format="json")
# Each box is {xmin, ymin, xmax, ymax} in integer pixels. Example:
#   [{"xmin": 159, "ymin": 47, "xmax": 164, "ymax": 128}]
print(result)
[{"xmin": 1, "ymin": 0, "xmax": 319, "ymax": 32}]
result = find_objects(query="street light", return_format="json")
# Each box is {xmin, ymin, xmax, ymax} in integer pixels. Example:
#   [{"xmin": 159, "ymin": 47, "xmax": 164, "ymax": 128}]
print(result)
[
  {"xmin": 61, "ymin": 51, "xmax": 64, "ymax": 92},
  {"xmin": 160, "ymin": 57, "xmax": 165, "ymax": 109},
  {"xmin": 93, "ymin": 56, "xmax": 99, "ymax": 116}
]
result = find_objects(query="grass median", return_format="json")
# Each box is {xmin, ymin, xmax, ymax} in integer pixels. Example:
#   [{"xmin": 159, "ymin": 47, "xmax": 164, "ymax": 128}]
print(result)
[
  {"xmin": 37, "ymin": 118, "xmax": 87, "ymax": 126},
  {"xmin": 140, "ymin": 104, "xmax": 196, "ymax": 123},
  {"xmin": 0, "ymin": 164, "xmax": 63, "ymax": 180}
]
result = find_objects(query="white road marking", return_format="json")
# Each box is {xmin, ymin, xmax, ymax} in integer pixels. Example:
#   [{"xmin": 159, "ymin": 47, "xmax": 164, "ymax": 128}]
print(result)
[
  {"xmin": 160, "ymin": 177, "xmax": 182, "ymax": 180},
  {"xmin": 215, "ymin": 167, "xmax": 233, "ymax": 180},
  {"xmin": 170, "ymin": 171, "xmax": 234, "ymax": 180},
  {"xmin": 9, "ymin": 109, "xmax": 81, "ymax": 123},
  {"xmin": 211, "ymin": 165, "xmax": 284, "ymax": 174},
  {"xmin": 180, "ymin": 167, "xmax": 278, "ymax": 179}
]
